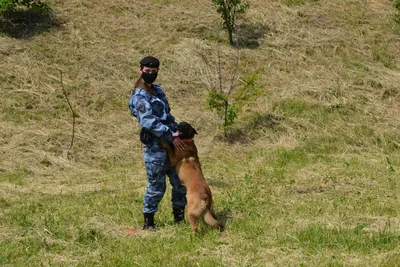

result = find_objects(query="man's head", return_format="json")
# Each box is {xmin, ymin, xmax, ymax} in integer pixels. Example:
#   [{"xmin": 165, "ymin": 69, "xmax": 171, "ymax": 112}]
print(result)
[{"xmin": 139, "ymin": 56, "xmax": 159, "ymax": 84}]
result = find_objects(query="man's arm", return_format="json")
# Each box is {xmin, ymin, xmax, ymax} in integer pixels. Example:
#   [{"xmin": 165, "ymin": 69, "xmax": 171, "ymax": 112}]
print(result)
[{"xmin": 132, "ymin": 94, "xmax": 174, "ymax": 143}]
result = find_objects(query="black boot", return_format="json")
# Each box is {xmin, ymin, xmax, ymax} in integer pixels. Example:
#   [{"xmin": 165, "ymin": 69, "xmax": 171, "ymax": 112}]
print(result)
[
  {"xmin": 143, "ymin": 213, "xmax": 156, "ymax": 230},
  {"xmin": 173, "ymin": 207, "xmax": 185, "ymax": 223}
]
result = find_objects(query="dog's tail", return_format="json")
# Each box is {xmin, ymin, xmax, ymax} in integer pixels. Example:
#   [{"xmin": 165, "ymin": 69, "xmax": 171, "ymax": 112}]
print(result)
[{"xmin": 203, "ymin": 209, "xmax": 220, "ymax": 229}]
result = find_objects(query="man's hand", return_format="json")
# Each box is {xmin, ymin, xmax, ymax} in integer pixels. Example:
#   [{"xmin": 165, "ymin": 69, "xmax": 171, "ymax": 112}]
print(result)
[{"xmin": 172, "ymin": 131, "xmax": 185, "ymax": 150}]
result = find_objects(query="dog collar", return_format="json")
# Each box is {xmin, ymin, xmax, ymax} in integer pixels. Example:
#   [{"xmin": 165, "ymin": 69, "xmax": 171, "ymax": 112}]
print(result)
[{"xmin": 182, "ymin": 138, "xmax": 193, "ymax": 143}]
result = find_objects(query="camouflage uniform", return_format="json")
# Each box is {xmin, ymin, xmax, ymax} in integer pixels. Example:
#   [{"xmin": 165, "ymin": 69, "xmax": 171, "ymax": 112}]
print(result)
[{"xmin": 129, "ymin": 85, "xmax": 187, "ymax": 215}]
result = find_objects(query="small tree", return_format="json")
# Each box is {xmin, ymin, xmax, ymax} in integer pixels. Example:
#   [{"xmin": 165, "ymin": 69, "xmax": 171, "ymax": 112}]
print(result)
[
  {"xmin": 206, "ymin": 41, "xmax": 263, "ymax": 137},
  {"xmin": 212, "ymin": 0, "xmax": 250, "ymax": 46}
]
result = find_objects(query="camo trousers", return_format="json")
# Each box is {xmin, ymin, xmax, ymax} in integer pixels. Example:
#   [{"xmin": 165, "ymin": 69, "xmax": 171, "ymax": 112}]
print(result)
[{"xmin": 142, "ymin": 146, "xmax": 187, "ymax": 214}]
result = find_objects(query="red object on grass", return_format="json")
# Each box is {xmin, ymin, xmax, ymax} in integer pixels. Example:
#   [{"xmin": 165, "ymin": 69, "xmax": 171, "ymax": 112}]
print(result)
[{"xmin": 125, "ymin": 228, "xmax": 138, "ymax": 234}]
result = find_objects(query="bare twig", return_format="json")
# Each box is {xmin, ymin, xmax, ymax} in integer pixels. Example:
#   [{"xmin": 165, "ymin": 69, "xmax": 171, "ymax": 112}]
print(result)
[
  {"xmin": 217, "ymin": 30, "xmax": 223, "ymax": 93},
  {"xmin": 224, "ymin": 45, "xmax": 240, "ymax": 129},
  {"xmin": 227, "ymin": 46, "xmax": 240, "ymax": 99},
  {"xmin": 59, "ymin": 70, "xmax": 77, "ymax": 158}
]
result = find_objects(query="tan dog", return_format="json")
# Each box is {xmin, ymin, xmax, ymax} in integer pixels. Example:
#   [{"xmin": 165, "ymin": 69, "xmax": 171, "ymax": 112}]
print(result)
[{"xmin": 162, "ymin": 122, "xmax": 220, "ymax": 232}]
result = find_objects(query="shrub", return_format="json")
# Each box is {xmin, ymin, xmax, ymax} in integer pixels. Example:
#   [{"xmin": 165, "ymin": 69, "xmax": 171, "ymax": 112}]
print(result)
[
  {"xmin": 0, "ymin": 0, "xmax": 50, "ymax": 14},
  {"xmin": 394, "ymin": 0, "xmax": 400, "ymax": 24}
]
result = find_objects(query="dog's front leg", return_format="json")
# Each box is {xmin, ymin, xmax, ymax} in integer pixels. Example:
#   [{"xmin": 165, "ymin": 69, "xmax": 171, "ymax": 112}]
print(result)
[{"xmin": 160, "ymin": 142, "xmax": 179, "ymax": 166}]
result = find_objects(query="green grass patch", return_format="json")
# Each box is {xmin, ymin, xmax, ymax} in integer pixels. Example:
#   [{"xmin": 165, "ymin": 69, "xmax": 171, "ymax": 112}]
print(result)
[
  {"xmin": 375, "ymin": 133, "xmax": 400, "ymax": 154},
  {"xmin": 0, "ymin": 190, "xmax": 226, "ymax": 266},
  {"xmin": 273, "ymin": 148, "xmax": 311, "ymax": 168},
  {"xmin": 247, "ymin": 112, "xmax": 286, "ymax": 134},
  {"xmin": 283, "ymin": 0, "xmax": 319, "ymax": 7},
  {"xmin": 0, "ymin": 168, "xmax": 31, "ymax": 184},
  {"xmin": 269, "ymin": 147, "xmax": 315, "ymax": 179},
  {"xmin": 281, "ymin": 224, "xmax": 400, "ymax": 253},
  {"xmin": 272, "ymin": 99, "xmax": 357, "ymax": 123},
  {"xmin": 351, "ymin": 61, "xmax": 370, "ymax": 72},
  {"xmin": 272, "ymin": 99, "xmax": 309, "ymax": 116},
  {"xmin": 373, "ymin": 34, "xmax": 397, "ymax": 69},
  {"xmin": 301, "ymin": 135, "xmax": 344, "ymax": 154}
]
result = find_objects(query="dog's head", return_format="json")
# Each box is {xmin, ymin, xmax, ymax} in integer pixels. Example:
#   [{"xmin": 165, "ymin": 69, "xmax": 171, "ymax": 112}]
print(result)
[{"xmin": 177, "ymin": 121, "xmax": 198, "ymax": 139}]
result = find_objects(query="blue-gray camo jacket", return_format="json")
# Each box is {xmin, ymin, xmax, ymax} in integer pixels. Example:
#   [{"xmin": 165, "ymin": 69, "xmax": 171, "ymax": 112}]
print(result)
[{"xmin": 129, "ymin": 85, "xmax": 178, "ymax": 164}]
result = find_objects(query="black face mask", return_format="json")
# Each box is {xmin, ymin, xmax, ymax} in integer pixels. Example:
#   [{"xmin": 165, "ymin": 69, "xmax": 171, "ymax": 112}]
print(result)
[{"xmin": 141, "ymin": 72, "xmax": 158, "ymax": 84}]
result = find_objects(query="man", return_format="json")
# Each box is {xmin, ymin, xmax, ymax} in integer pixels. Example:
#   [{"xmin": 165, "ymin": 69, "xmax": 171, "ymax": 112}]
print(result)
[{"xmin": 129, "ymin": 56, "xmax": 187, "ymax": 230}]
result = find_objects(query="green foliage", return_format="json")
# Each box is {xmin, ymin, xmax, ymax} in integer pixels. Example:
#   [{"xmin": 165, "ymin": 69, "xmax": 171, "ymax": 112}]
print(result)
[
  {"xmin": 0, "ymin": 0, "xmax": 50, "ymax": 14},
  {"xmin": 207, "ymin": 73, "xmax": 263, "ymax": 132},
  {"xmin": 211, "ymin": 0, "xmax": 249, "ymax": 45},
  {"xmin": 207, "ymin": 90, "xmax": 239, "ymax": 128},
  {"xmin": 394, "ymin": 0, "xmax": 400, "ymax": 24},
  {"xmin": 207, "ymin": 90, "xmax": 227, "ymax": 117},
  {"xmin": 233, "ymin": 73, "xmax": 262, "ymax": 103},
  {"xmin": 0, "ymin": 0, "xmax": 13, "ymax": 12},
  {"xmin": 395, "ymin": 0, "xmax": 400, "ymax": 10}
]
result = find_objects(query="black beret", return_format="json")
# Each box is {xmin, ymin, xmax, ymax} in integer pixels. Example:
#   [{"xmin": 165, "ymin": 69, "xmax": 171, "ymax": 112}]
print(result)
[{"xmin": 140, "ymin": 56, "xmax": 160, "ymax": 68}]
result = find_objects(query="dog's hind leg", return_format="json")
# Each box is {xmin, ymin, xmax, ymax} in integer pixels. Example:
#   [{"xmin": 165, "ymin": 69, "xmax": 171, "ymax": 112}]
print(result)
[
  {"xmin": 188, "ymin": 213, "xmax": 198, "ymax": 232},
  {"xmin": 187, "ymin": 200, "xmax": 205, "ymax": 232}
]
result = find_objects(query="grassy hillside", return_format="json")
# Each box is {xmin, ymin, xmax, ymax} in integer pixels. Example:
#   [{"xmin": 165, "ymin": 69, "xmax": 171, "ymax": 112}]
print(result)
[{"xmin": 1, "ymin": 0, "xmax": 400, "ymax": 266}]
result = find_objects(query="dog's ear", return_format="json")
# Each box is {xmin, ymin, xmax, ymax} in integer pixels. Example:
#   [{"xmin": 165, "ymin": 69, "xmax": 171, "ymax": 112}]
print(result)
[{"xmin": 188, "ymin": 124, "xmax": 197, "ymax": 135}]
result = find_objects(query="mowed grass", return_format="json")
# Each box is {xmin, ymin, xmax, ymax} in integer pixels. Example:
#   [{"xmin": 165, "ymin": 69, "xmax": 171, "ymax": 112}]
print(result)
[
  {"xmin": 1, "ymin": 149, "xmax": 399, "ymax": 266},
  {"xmin": 1, "ymin": 0, "xmax": 400, "ymax": 266}
]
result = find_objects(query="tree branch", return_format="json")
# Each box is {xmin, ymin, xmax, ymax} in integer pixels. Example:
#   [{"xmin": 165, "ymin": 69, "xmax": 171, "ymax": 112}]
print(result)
[{"xmin": 59, "ymin": 70, "xmax": 77, "ymax": 159}]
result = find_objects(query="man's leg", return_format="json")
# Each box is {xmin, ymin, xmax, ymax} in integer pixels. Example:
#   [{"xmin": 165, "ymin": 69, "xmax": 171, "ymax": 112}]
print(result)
[
  {"xmin": 142, "ymin": 161, "xmax": 167, "ymax": 229},
  {"xmin": 167, "ymin": 167, "xmax": 187, "ymax": 223}
]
